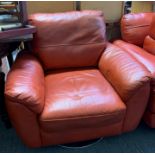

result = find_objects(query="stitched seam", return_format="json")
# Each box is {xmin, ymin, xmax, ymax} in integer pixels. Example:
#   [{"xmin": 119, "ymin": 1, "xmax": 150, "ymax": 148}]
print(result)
[
  {"xmin": 40, "ymin": 110, "xmax": 125, "ymax": 122},
  {"xmin": 125, "ymin": 24, "xmax": 150, "ymax": 30},
  {"xmin": 36, "ymin": 41, "xmax": 106, "ymax": 48}
]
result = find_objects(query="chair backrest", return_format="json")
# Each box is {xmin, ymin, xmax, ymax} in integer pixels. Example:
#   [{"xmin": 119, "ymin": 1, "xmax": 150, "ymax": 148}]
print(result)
[
  {"xmin": 149, "ymin": 14, "xmax": 155, "ymax": 39},
  {"xmin": 121, "ymin": 13, "xmax": 154, "ymax": 46},
  {"xmin": 143, "ymin": 14, "xmax": 155, "ymax": 55},
  {"xmin": 29, "ymin": 11, "xmax": 106, "ymax": 71}
]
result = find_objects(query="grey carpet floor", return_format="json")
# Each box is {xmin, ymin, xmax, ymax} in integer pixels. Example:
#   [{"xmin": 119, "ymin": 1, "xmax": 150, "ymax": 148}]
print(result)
[{"xmin": 0, "ymin": 120, "xmax": 155, "ymax": 153}]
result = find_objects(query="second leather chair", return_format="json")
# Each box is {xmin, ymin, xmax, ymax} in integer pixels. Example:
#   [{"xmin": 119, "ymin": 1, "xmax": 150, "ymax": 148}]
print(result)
[{"xmin": 114, "ymin": 12, "xmax": 155, "ymax": 128}]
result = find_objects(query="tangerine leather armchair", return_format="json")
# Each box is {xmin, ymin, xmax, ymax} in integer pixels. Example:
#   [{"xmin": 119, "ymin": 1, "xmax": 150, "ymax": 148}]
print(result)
[
  {"xmin": 114, "ymin": 13, "xmax": 155, "ymax": 128},
  {"xmin": 5, "ymin": 11, "xmax": 151, "ymax": 148}
]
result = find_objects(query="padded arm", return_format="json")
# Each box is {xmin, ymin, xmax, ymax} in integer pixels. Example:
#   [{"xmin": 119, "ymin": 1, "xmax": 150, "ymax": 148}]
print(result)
[
  {"xmin": 5, "ymin": 51, "xmax": 45, "ymax": 114},
  {"xmin": 99, "ymin": 43, "xmax": 151, "ymax": 102},
  {"xmin": 99, "ymin": 43, "xmax": 151, "ymax": 131},
  {"xmin": 121, "ymin": 13, "xmax": 153, "ymax": 46}
]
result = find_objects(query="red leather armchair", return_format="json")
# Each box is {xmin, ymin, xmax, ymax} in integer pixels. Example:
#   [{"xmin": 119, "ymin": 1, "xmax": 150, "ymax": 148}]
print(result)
[
  {"xmin": 5, "ymin": 11, "xmax": 151, "ymax": 148},
  {"xmin": 114, "ymin": 13, "xmax": 155, "ymax": 128}
]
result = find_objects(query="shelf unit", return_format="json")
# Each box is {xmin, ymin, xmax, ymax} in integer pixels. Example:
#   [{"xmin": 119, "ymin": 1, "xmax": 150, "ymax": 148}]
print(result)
[{"xmin": 0, "ymin": 1, "xmax": 28, "ymax": 26}]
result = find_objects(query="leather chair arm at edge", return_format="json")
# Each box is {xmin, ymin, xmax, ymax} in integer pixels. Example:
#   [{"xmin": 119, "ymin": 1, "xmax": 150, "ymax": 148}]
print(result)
[
  {"xmin": 98, "ymin": 43, "xmax": 151, "ymax": 102},
  {"xmin": 5, "ymin": 51, "xmax": 45, "ymax": 114},
  {"xmin": 98, "ymin": 43, "xmax": 151, "ymax": 132}
]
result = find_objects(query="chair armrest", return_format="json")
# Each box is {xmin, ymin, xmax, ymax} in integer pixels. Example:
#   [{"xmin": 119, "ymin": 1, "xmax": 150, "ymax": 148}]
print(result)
[
  {"xmin": 5, "ymin": 51, "xmax": 45, "ymax": 114},
  {"xmin": 99, "ymin": 43, "xmax": 151, "ymax": 102},
  {"xmin": 114, "ymin": 40, "xmax": 155, "ymax": 76}
]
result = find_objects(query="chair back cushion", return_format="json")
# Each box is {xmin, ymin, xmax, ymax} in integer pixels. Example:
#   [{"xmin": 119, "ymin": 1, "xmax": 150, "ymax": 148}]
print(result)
[
  {"xmin": 29, "ymin": 11, "xmax": 106, "ymax": 70},
  {"xmin": 143, "ymin": 14, "xmax": 155, "ymax": 55},
  {"xmin": 121, "ymin": 13, "xmax": 154, "ymax": 46},
  {"xmin": 149, "ymin": 14, "xmax": 155, "ymax": 40}
]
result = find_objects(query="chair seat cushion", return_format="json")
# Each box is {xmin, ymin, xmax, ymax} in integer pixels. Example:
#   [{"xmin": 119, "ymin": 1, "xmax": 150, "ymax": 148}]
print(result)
[{"xmin": 40, "ymin": 68, "xmax": 126, "ymax": 132}]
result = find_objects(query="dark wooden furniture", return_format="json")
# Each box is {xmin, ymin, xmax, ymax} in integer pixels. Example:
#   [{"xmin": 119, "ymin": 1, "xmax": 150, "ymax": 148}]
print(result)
[
  {"xmin": 0, "ymin": 25, "xmax": 36, "ymax": 41},
  {"xmin": 0, "ymin": 1, "xmax": 36, "ymax": 128},
  {"xmin": 0, "ymin": 26, "xmax": 36, "ymax": 128},
  {"xmin": 0, "ymin": 25, "xmax": 36, "ymax": 128},
  {"xmin": 0, "ymin": 1, "xmax": 28, "ymax": 25},
  {"xmin": 0, "ymin": 25, "xmax": 36, "ymax": 65}
]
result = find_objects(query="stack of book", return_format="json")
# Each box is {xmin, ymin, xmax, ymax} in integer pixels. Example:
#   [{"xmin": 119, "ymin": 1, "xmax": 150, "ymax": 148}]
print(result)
[{"xmin": 0, "ymin": 1, "xmax": 22, "ymax": 31}]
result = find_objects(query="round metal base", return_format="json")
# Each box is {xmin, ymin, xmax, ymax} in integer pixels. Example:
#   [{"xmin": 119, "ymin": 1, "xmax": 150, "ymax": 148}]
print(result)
[{"xmin": 59, "ymin": 138, "xmax": 102, "ymax": 148}]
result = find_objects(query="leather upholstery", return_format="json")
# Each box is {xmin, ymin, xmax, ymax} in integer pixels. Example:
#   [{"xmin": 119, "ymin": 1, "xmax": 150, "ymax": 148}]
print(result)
[
  {"xmin": 114, "ymin": 40, "xmax": 155, "ymax": 77},
  {"xmin": 114, "ymin": 40, "xmax": 155, "ymax": 113},
  {"xmin": 99, "ymin": 43, "xmax": 150, "ymax": 102},
  {"xmin": 124, "ymin": 83, "xmax": 150, "ymax": 132},
  {"xmin": 144, "ymin": 110, "xmax": 155, "ymax": 128},
  {"xmin": 6, "ymin": 99, "xmax": 41, "ymax": 147},
  {"xmin": 29, "ymin": 11, "xmax": 106, "ymax": 70},
  {"xmin": 5, "ymin": 11, "xmax": 151, "ymax": 147},
  {"xmin": 5, "ymin": 51, "xmax": 45, "ymax": 114},
  {"xmin": 121, "ymin": 13, "xmax": 153, "ymax": 46},
  {"xmin": 114, "ymin": 13, "xmax": 155, "ymax": 128},
  {"xmin": 148, "ymin": 84, "xmax": 155, "ymax": 113},
  {"xmin": 143, "ymin": 35, "xmax": 155, "ymax": 55},
  {"xmin": 39, "ymin": 68, "xmax": 126, "ymax": 143},
  {"xmin": 143, "ymin": 14, "xmax": 155, "ymax": 55},
  {"xmin": 150, "ymin": 14, "xmax": 155, "ymax": 39},
  {"xmin": 99, "ymin": 43, "xmax": 150, "ymax": 132},
  {"xmin": 41, "ymin": 121, "xmax": 123, "ymax": 146},
  {"xmin": 42, "ymin": 68, "xmax": 125, "ymax": 121}
]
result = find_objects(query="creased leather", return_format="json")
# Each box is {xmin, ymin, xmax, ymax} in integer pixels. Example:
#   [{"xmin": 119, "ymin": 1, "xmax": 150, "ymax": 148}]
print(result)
[
  {"xmin": 99, "ymin": 43, "xmax": 151, "ymax": 132},
  {"xmin": 5, "ymin": 11, "xmax": 152, "ymax": 147},
  {"xmin": 143, "ymin": 35, "xmax": 155, "ymax": 55},
  {"xmin": 121, "ymin": 13, "xmax": 154, "ymax": 46},
  {"xmin": 142, "ymin": 14, "xmax": 155, "ymax": 57},
  {"xmin": 114, "ymin": 40, "xmax": 155, "ymax": 77},
  {"xmin": 150, "ymin": 14, "xmax": 155, "ymax": 39},
  {"xmin": 115, "ymin": 12, "xmax": 155, "ymax": 128},
  {"xmin": 29, "ymin": 11, "xmax": 106, "ymax": 70},
  {"xmin": 5, "ymin": 51, "xmax": 45, "ymax": 114},
  {"xmin": 114, "ymin": 40, "xmax": 155, "ymax": 128},
  {"xmin": 99, "ymin": 43, "xmax": 151, "ymax": 102},
  {"xmin": 41, "ymin": 68, "xmax": 125, "ymax": 120}
]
